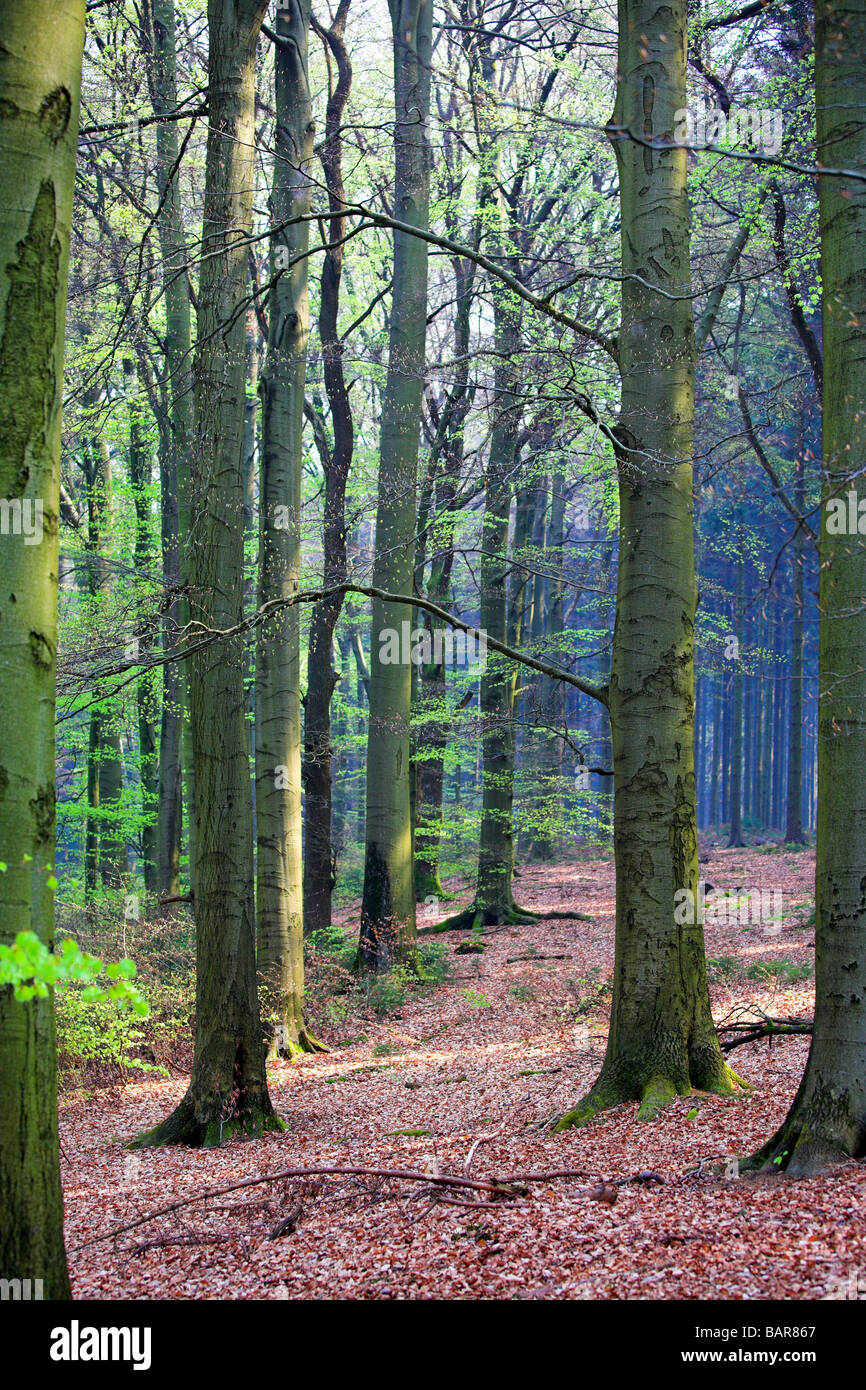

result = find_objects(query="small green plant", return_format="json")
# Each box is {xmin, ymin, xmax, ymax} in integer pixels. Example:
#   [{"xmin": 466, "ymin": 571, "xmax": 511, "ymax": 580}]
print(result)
[
  {"xmin": 366, "ymin": 965, "xmax": 413, "ymax": 1016},
  {"xmin": 707, "ymin": 955, "xmax": 740, "ymax": 981},
  {"xmin": 417, "ymin": 938, "xmax": 450, "ymax": 984},
  {"xmin": 557, "ymin": 968, "xmax": 612, "ymax": 1021},
  {"xmin": 746, "ymin": 959, "xmax": 812, "ymax": 985},
  {"xmin": 308, "ymin": 923, "xmax": 356, "ymax": 971},
  {"xmin": 53, "ymin": 977, "xmax": 162, "ymax": 1085},
  {"xmin": 323, "ymin": 995, "xmax": 352, "ymax": 1025},
  {"xmin": 509, "ymin": 983, "xmax": 535, "ymax": 1002},
  {"xmin": 459, "ymin": 986, "xmax": 491, "ymax": 1008}
]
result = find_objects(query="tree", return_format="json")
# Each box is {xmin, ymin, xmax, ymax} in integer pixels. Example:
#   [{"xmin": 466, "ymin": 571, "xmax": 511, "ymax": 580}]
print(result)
[
  {"xmin": 358, "ymin": 0, "xmax": 433, "ymax": 972},
  {"xmin": 256, "ymin": 0, "xmax": 320, "ymax": 1055},
  {"xmin": 746, "ymin": 0, "xmax": 866, "ymax": 1174},
  {"xmin": 555, "ymin": 0, "xmax": 747, "ymax": 1127},
  {"xmin": 302, "ymin": 0, "xmax": 355, "ymax": 940},
  {"xmin": 0, "ymin": 0, "xmax": 87, "ymax": 1300},
  {"xmin": 142, "ymin": 0, "xmax": 194, "ymax": 899},
  {"xmin": 785, "ymin": 446, "xmax": 807, "ymax": 843},
  {"xmin": 135, "ymin": 0, "xmax": 281, "ymax": 1147}
]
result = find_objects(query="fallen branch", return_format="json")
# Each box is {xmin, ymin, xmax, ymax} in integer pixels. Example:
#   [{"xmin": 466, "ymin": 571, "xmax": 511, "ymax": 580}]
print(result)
[
  {"xmin": 506, "ymin": 953, "xmax": 568, "ymax": 963},
  {"xmin": 717, "ymin": 1014, "xmax": 812, "ymax": 1052},
  {"xmin": 131, "ymin": 1233, "xmax": 233, "ymax": 1253},
  {"xmin": 75, "ymin": 1162, "xmax": 663, "ymax": 1251},
  {"xmin": 72, "ymin": 1164, "xmax": 527, "ymax": 1250}
]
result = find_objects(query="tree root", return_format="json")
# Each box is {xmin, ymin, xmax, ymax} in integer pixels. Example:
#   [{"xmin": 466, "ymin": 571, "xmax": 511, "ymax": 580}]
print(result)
[
  {"xmin": 741, "ymin": 1108, "xmax": 861, "ymax": 1177},
  {"xmin": 552, "ymin": 1064, "xmax": 752, "ymax": 1132},
  {"xmin": 271, "ymin": 1028, "xmax": 328, "ymax": 1056},
  {"xmin": 130, "ymin": 1095, "xmax": 286, "ymax": 1150},
  {"xmin": 419, "ymin": 902, "xmax": 592, "ymax": 933}
]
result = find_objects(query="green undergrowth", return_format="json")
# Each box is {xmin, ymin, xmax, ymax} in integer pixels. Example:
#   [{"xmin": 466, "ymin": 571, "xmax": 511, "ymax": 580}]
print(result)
[{"xmin": 305, "ymin": 924, "xmax": 451, "ymax": 1026}]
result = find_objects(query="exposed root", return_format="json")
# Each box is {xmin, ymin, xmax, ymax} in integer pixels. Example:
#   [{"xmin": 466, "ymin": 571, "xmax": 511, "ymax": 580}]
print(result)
[
  {"xmin": 741, "ymin": 1109, "xmax": 859, "ymax": 1178},
  {"xmin": 278, "ymin": 1027, "xmax": 329, "ymax": 1059},
  {"xmin": 637, "ymin": 1074, "xmax": 688, "ymax": 1121},
  {"xmin": 702, "ymin": 1063, "xmax": 753, "ymax": 1097},
  {"xmin": 551, "ymin": 1082, "xmax": 623, "ymax": 1132},
  {"xmin": 130, "ymin": 1095, "xmax": 285, "ymax": 1150},
  {"xmin": 419, "ymin": 902, "xmax": 591, "ymax": 934},
  {"xmin": 553, "ymin": 1062, "xmax": 751, "ymax": 1133}
]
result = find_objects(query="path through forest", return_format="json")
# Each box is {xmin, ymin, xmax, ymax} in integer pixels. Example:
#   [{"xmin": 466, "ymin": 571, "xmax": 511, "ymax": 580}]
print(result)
[{"xmin": 61, "ymin": 849, "xmax": 866, "ymax": 1300}]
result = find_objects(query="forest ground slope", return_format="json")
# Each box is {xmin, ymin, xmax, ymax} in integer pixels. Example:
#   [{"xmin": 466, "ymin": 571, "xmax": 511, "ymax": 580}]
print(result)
[{"xmin": 61, "ymin": 847, "xmax": 866, "ymax": 1300}]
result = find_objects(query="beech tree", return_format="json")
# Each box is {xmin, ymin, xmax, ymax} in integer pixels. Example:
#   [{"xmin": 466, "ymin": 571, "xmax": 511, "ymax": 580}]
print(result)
[
  {"xmin": 302, "ymin": 0, "xmax": 354, "ymax": 940},
  {"xmin": 255, "ymin": 0, "xmax": 320, "ymax": 1055},
  {"xmin": 0, "ymin": 0, "xmax": 87, "ymax": 1301},
  {"xmin": 135, "ymin": 0, "xmax": 281, "ymax": 1147},
  {"xmin": 142, "ymin": 0, "xmax": 193, "ymax": 898},
  {"xmin": 555, "ymin": 0, "xmax": 748, "ymax": 1127},
  {"xmin": 746, "ymin": 0, "xmax": 866, "ymax": 1174},
  {"xmin": 358, "ymin": 0, "xmax": 433, "ymax": 971}
]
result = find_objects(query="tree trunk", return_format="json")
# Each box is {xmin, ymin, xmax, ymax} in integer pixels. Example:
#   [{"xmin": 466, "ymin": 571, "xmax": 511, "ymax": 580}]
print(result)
[
  {"xmin": 127, "ymin": 363, "xmax": 160, "ymax": 892},
  {"xmin": 413, "ymin": 228, "xmax": 475, "ymax": 902},
  {"xmin": 256, "ymin": 0, "xmax": 319, "ymax": 1056},
  {"xmin": 302, "ymin": 0, "xmax": 354, "ymax": 939},
  {"xmin": 145, "ymin": 0, "xmax": 193, "ymax": 898},
  {"xmin": 431, "ymin": 39, "xmax": 535, "ymax": 931},
  {"xmin": 556, "ymin": 0, "xmax": 745, "ymax": 1128},
  {"xmin": 135, "ymin": 0, "xmax": 279, "ymax": 1147},
  {"xmin": 709, "ymin": 672, "xmax": 720, "ymax": 827},
  {"xmin": 785, "ymin": 450, "xmax": 806, "ymax": 842},
  {"xmin": 0, "ymin": 0, "xmax": 86, "ymax": 1298},
  {"xmin": 728, "ymin": 522, "xmax": 745, "ymax": 846},
  {"xmin": 358, "ymin": 0, "xmax": 432, "ymax": 972},
  {"xmin": 747, "ymin": 0, "xmax": 866, "ymax": 1173},
  {"xmin": 81, "ymin": 412, "xmax": 129, "ymax": 891},
  {"xmin": 530, "ymin": 467, "xmax": 566, "ymax": 861}
]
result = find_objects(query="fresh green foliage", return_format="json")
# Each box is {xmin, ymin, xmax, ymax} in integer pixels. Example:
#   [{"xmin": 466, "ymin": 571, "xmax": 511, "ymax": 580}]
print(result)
[
  {"xmin": 707, "ymin": 955, "xmax": 741, "ymax": 981},
  {"xmin": 459, "ymin": 986, "xmax": 491, "ymax": 1008},
  {"xmin": 746, "ymin": 959, "xmax": 813, "ymax": 985},
  {"xmin": 0, "ymin": 930, "xmax": 147, "ymax": 1013}
]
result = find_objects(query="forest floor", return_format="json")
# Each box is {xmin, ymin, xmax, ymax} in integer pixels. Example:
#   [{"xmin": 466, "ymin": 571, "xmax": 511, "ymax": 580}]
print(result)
[{"xmin": 60, "ymin": 845, "xmax": 866, "ymax": 1300}]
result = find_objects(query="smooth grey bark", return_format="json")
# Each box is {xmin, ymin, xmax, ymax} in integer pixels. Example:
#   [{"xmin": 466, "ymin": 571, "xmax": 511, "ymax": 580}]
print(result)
[
  {"xmin": 144, "ymin": 0, "xmax": 194, "ymax": 898},
  {"xmin": 302, "ymin": 0, "xmax": 354, "ymax": 939},
  {"xmin": 135, "ymin": 0, "xmax": 280, "ymax": 1147},
  {"xmin": 748, "ymin": 0, "xmax": 866, "ymax": 1174},
  {"xmin": 727, "ymin": 516, "xmax": 745, "ymax": 847},
  {"xmin": 358, "ymin": 0, "xmax": 432, "ymax": 972},
  {"xmin": 556, "ymin": 0, "xmax": 745, "ymax": 1128},
  {"xmin": 255, "ymin": 0, "xmax": 320, "ymax": 1055},
  {"xmin": 0, "ymin": 0, "xmax": 86, "ymax": 1299},
  {"xmin": 785, "ymin": 448, "xmax": 806, "ymax": 843}
]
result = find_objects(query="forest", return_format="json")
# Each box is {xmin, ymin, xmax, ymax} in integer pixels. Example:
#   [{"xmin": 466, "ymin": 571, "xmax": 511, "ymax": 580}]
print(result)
[{"xmin": 0, "ymin": 0, "xmax": 864, "ymax": 1328}]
